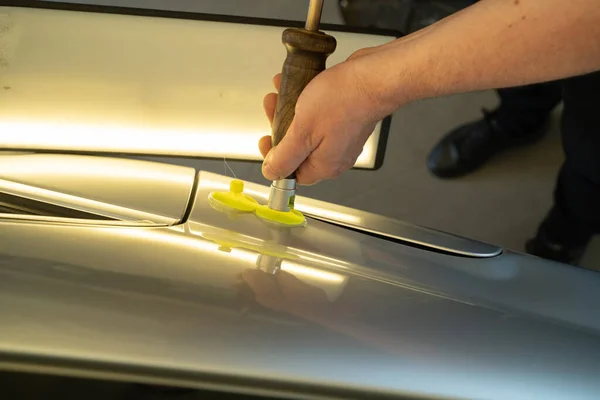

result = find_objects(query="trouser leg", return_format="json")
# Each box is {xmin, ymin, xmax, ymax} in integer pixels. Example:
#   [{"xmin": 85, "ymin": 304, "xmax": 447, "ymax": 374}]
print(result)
[
  {"xmin": 529, "ymin": 71, "xmax": 600, "ymax": 262},
  {"xmin": 494, "ymin": 82, "xmax": 563, "ymax": 133},
  {"xmin": 551, "ymin": 71, "xmax": 600, "ymax": 240}
]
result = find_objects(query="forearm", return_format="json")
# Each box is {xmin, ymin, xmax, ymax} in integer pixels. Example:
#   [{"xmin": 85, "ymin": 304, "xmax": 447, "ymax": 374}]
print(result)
[{"xmin": 363, "ymin": 0, "xmax": 600, "ymax": 110}]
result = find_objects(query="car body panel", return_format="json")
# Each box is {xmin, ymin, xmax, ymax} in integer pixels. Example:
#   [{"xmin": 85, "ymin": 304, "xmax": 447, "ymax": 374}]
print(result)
[
  {"xmin": 1, "ymin": 159, "xmax": 600, "ymax": 400},
  {"xmin": 192, "ymin": 171, "xmax": 502, "ymax": 258},
  {"xmin": 0, "ymin": 3, "xmax": 598, "ymax": 399},
  {"xmin": 0, "ymin": 153, "xmax": 196, "ymax": 224},
  {"xmin": 0, "ymin": 4, "xmax": 395, "ymax": 169}
]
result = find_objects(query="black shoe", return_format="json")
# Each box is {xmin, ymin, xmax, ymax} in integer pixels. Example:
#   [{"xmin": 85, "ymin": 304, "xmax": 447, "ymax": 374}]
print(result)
[
  {"xmin": 525, "ymin": 206, "xmax": 591, "ymax": 265},
  {"xmin": 525, "ymin": 234, "xmax": 586, "ymax": 266},
  {"xmin": 427, "ymin": 108, "xmax": 550, "ymax": 178}
]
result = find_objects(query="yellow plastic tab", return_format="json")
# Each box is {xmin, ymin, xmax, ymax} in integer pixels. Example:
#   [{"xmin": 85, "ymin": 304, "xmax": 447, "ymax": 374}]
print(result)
[
  {"xmin": 208, "ymin": 180, "xmax": 259, "ymax": 212},
  {"xmin": 255, "ymin": 205, "xmax": 306, "ymax": 227},
  {"xmin": 208, "ymin": 179, "xmax": 306, "ymax": 227}
]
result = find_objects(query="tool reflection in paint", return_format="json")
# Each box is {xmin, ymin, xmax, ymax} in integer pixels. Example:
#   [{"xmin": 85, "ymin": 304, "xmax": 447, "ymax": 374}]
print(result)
[{"xmin": 202, "ymin": 228, "xmax": 349, "ymax": 303}]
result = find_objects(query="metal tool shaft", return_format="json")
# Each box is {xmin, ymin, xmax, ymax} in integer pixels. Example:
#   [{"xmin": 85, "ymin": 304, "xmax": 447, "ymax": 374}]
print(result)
[
  {"xmin": 305, "ymin": 0, "xmax": 324, "ymax": 31},
  {"xmin": 267, "ymin": 178, "xmax": 297, "ymax": 211}
]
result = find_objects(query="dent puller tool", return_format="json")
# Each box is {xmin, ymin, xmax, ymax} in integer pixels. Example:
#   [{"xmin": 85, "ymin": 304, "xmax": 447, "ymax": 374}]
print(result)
[
  {"xmin": 263, "ymin": 0, "xmax": 337, "ymax": 224},
  {"xmin": 209, "ymin": 179, "xmax": 306, "ymax": 227},
  {"xmin": 208, "ymin": 0, "xmax": 337, "ymax": 227}
]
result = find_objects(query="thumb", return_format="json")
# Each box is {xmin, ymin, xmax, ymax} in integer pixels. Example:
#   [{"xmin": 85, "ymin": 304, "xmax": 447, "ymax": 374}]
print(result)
[{"xmin": 262, "ymin": 119, "xmax": 313, "ymax": 180}]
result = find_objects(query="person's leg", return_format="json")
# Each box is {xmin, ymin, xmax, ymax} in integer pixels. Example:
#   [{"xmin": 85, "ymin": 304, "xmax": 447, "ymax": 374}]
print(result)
[
  {"xmin": 494, "ymin": 83, "xmax": 564, "ymax": 133},
  {"xmin": 526, "ymin": 71, "xmax": 600, "ymax": 264},
  {"xmin": 427, "ymin": 81, "xmax": 562, "ymax": 178}
]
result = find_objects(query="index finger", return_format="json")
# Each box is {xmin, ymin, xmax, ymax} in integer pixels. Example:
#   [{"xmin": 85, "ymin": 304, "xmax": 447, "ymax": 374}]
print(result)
[
  {"xmin": 273, "ymin": 73, "xmax": 281, "ymax": 92},
  {"xmin": 262, "ymin": 119, "xmax": 313, "ymax": 180}
]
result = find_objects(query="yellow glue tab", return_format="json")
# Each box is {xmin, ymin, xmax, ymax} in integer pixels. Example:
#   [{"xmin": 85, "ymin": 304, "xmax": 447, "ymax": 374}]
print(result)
[
  {"xmin": 255, "ymin": 205, "xmax": 306, "ymax": 227},
  {"xmin": 208, "ymin": 179, "xmax": 306, "ymax": 227},
  {"xmin": 208, "ymin": 180, "xmax": 258, "ymax": 212}
]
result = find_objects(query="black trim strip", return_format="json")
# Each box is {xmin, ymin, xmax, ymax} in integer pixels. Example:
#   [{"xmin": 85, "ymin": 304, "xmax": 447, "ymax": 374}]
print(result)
[
  {"xmin": 179, "ymin": 170, "xmax": 201, "ymax": 224},
  {"xmin": 0, "ymin": 0, "xmax": 401, "ymax": 171},
  {"xmin": 0, "ymin": 352, "xmax": 425, "ymax": 400},
  {"xmin": 0, "ymin": 0, "xmax": 403, "ymax": 37}
]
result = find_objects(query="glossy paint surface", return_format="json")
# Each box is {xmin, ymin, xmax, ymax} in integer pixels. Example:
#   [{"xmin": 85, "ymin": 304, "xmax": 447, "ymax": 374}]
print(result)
[
  {"xmin": 208, "ymin": 172, "xmax": 502, "ymax": 258},
  {"xmin": 0, "ymin": 5, "xmax": 392, "ymax": 167},
  {"xmin": 1, "ymin": 160, "xmax": 600, "ymax": 399},
  {"xmin": 0, "ymin": 153, "xmax": 196, "ymax": 224}
]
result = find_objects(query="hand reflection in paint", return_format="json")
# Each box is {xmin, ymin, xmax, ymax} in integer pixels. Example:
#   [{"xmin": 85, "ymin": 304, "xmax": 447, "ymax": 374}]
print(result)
[
  {"xmin": 239, "ymin": 269, "xmax": 434, "ymax": 358},
  {"xmin": 240, "ymin": 269, "xmax": 333, "ymax": 322}
]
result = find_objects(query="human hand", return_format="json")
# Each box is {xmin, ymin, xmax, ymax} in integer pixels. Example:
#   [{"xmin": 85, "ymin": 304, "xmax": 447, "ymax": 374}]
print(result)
[{"xmin": 259, "ymin": 51, "xmax": 396, "ymax": 185}]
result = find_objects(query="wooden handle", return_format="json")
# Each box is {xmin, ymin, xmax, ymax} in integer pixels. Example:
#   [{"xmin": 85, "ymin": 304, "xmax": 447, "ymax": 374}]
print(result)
[{"xmin": 271, "ymin": 28, "xmax": 337, "ymax": 179}]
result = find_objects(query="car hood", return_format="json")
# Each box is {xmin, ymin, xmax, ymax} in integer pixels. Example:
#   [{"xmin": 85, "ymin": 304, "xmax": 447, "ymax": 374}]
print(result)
[{"xmin": 1, "ymin": 167, "xmax": 600, "ymax": 400}]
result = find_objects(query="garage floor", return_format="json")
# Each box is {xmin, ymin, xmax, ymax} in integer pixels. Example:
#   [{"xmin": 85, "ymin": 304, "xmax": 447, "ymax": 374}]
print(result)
[{"xmin": 48, "ymin": 0, "xmax": 565, "ymax": 253}]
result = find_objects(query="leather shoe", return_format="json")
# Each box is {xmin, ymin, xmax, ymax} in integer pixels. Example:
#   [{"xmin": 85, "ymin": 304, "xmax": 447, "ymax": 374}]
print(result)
[
  {"xmin": 525, "ymin": 206, "xmax": 591, "ymax": 265},
  {"xmin": 427, "ymin": 108, "xmax": 550, "ymax": 178},
  {"xmin": 525, "ymin": 233, "xmax": 586, "ymax": 266}
]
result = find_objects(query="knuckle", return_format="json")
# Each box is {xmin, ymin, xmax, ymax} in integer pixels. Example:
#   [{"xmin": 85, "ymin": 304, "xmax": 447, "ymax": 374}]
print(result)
[
  {"xmin": 296, "ymin": 163, "xmax": 316, "ymax": 186},
  {"xmin": 332, "ymin": 159, "xmax": 354, "ymax": 178},
  {"xmin": 293, "ymin": 119, "xmax": 318, "ymax": 157},
  {"xmin": 348, "ymin": 48, "xmax": 369, "ymax": 61},
  {"xmin": 300, "ymin": 130, "xmax": 315, "ymax": 155},
  {"xmin": 342, "ymin": 158, "xmax": 355, "ymax": 172},
  {"xmin": 325, "ymin": 163, "xmax": 343, "ymax": 179}
]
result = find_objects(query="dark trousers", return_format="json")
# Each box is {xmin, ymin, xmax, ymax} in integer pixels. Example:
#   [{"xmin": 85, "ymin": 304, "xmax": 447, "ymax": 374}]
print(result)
[{"xmin": 499, "ymin": 71, "xmax": 600, "ymax": 245}]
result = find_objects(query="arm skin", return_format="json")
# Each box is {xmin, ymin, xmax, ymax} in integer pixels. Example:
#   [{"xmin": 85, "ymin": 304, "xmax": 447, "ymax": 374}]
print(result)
[
  {"xmin": 260, "ymin": 0, "xmax": 600, "ymax": 185},
  {"xmin": 362, "ymin": 0, "xmax": 600, "ymax": 110}
]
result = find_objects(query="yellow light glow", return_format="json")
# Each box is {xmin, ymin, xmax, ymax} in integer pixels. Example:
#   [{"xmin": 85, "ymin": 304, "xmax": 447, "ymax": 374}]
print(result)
[
  {"xmin": 0, "ymin": 6, "xmax": 391, "ymax": 168},
  {"xmin": 119, "ymin": 228, "xmax": 265, "ymax": 266},
  {"xmin": 0, "ymin": 178, "xmax": 172, "ymax": 223},
  {"xmin": 0, "ymin": 120, "xmax": 381, "ymax": 165},
  {"xmin": 281, "ymin": 261, "xmax": 345, "ymax": 284},
  {"xmin": 199, "ymin": 180, "xmax": 232, "ymax": 192},
  {"xmin": 0, "ymin": 120, "xmax": 267, "ymax": 159},
  {"xmin": 297, "ymin": 253, "xmax": 350, "ymax": 269},
  {"xmin": 114, "ymin": 227, "xmax": 223, "ymax": 254},
  {"xmin": 354, "ymin": 142, "xmax": 373, "ymax": 167},
  {"xmin": 0, "ymin": 153, "xmax": 192, "ymax": 185},
  {"xmin": 117, "ymin": 228, "xmax": 348, "ymax": 291},
  {"xmin": 230, "ymin": 248, "xmax": 260, "ymax": 264},
  {"xmin": 354, "ymin": 122, "xmax": 381, "ymax": 168}
]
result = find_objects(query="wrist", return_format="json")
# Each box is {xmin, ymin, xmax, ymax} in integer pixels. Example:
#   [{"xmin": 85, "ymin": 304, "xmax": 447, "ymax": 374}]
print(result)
[{"xmin": 350, "ymin": 44, "xmax": 420, "ymax": 121}]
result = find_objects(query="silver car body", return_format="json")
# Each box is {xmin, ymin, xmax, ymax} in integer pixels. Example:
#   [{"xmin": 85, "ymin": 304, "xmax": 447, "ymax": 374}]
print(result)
[
  {"xmin": 1, "ymin": 153, "xmax": 600, "ymax": 400},
  {"xmin": 1, "ymin": 2, "xmax": 600, "ymax": 399}
]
